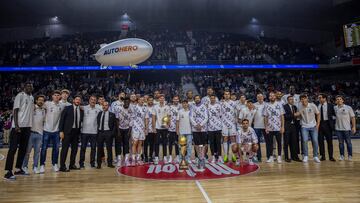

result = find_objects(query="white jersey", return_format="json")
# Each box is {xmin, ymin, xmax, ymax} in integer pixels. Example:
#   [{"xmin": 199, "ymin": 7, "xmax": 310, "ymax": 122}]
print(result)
[
  {"xmin": 131, "ymin": 105, "xmax": 148, "ymax": 137},
  {"xmin": 11, "ymin": 92, "xmax": 34, "ymax": 128},
  {"xmin": 253, "ymin": 102, "xmax": 266, "ymax": 129},
  {"xmin": 334, "ymin": 104, "xmax": 355, "ymax": 131},
  {"xmin": 152, "ymin": 104, "xmax": 170, "ymax": 130},
  {"xmin": 239, "ymin": 107, "xmax": 256, "ymax": 126},
  {"xmin": 220, "ymin": 100, "xmax": 237, "ymax": 130},
  {"xmin": 116, "ymin": 106, "xmax": 132, "ymax": 129},
  {"xmin": 177, "ymin": 109, "xmax": 192, "ymax": 135},
  {"xmin": 201, "ymin": 96, "xmax": 219, "ymax": 107},
  {"xmin": 81, "ymin": 105, "xmax": 101, "ymax": 134},
  {"xmin": 263, "ymin": 101, "xmax": 284, "ymax": 132},
  {"xmin": 190, "ymin": 103, "xmax": 208, "ymax": 132},
  {"xmin": 146, "ymin": 106, "xmax": 156, "ymax": 133},
  {"xmin": 43, "ymin": 101, "xmax": 65, "ymax": 132},
  {"xmin": 237, "ymin": 127, "xmax": 258, "ymax": 144},
  {"xmin": 168, "ymin": 104, "xmax": 180, "ymax": 132},
  {"xmin": 207, "ymin": 103, "xmax": 222, "ymax": 131},
  {"xmin": 31, "ymin": 105, "xmax": 45, "ymax": 135},
  {"xmin": 110, "ymin": 100, "xmax": 123, "ymax": 113}
]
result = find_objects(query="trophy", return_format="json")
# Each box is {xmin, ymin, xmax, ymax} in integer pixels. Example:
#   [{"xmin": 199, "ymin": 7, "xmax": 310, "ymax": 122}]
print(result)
[
  {"xmin": 178, "ymin": 135, "xmax": 188, "ymax": 170},
  {"xmin": 161, "ymin": 115, "xmax": 170, "ymax": 128}
]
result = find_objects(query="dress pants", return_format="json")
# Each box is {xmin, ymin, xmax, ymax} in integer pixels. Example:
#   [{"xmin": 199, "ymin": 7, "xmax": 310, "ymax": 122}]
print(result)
[
  {"xmin": 97, "ymin": 130, "xmax": 114, "ymax": 166},
  {"xmin": 60, "ymin": 128, "xmax": 80, "ymax": 169}
]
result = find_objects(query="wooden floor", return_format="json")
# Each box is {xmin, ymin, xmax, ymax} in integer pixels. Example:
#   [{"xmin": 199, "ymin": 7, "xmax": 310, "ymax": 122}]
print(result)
[{"xmin": 0, "ymin": 140, "xmax": 359, "ymax": 203}]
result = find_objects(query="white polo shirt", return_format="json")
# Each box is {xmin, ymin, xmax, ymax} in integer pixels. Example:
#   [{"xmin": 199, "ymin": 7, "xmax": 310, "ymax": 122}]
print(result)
[
  {"xmin": 334, "ymin": 104, "xmax": 355, "ymax": 131},
  {"xmin": 298, "ymin": 103, "xmax": 319, "ymax": 128},
  {"xmin": 12, "ymin": 92, "xmax": 34, "ymax": 128},
  {"xmin": 152, "ymin": 104, "xmax": 170, "ymax": 130},
  {"xmin": 31, "ymin": 105, "xmax": 45, "ymax": 135},
  {"xmin": 43, "ymin": 101, "xmax": 65, "ymax": 132},
  {"xmin": 82, "ymin": 105, "xmax": 101, "ymax": 134},
  {"xmin": 177, "ymin": 108, "xmax": 192, "ymax": 135},
  {"xmin": 253, "ymin": 102, "xmax": 266, "ymax": 129}
]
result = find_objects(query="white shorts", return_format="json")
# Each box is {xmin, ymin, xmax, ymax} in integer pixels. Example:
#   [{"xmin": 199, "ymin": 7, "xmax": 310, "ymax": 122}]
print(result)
[
  {"xmin": 132, "ymin": 132, "xmax": 145, "ymax": 141},
  {"xmin": 222, "ymin": 126, "xmax": 237, "ymax": 137}
]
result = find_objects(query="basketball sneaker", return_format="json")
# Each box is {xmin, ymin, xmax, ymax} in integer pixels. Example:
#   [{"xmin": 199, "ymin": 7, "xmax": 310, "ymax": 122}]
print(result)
[
  {"xmin": 163, "ymin": 156, "xmax": 168, "ymax": 164},
  {"xmin": 168, "ymin": 155, "xmax": 172, "ymax": 164},
  {"xmin": 117, "ymin": 156, "xmax": 122, "ymax": 167},
  {"xmin": 4, "ymin": 171, "xmax": 16, "ymax": 181},
  {"xmin": 339, "ymin": 155, "xmax": 344, "ymax": 161},
  {"xmin": 39, "ymin": 165, "xmax": 45, "ymax": 174},
  {"xmin": 22, "ymin": 167, "xmax": 30, "ymax": 175},
  {"xmin": 302, "ymin": 156, "xmax": 309, "ymax": 163},
  {"xmin": 211, "ymin": 156, "xmax": 216, "ymax": 164},
  {"xmin": 348, "ymin": 156, "xmax": 352, "ymax": 161},
  {"xmin": 223, "ymin": 155, "xmax": 228, "ymax": 163},
  {"xmin": 277, "ymin": 156, "xmax": 282, "ymax": 163},
  {"xmin": 154, "ymin": 157, "xmax": 159, "ymax": 165},
  {"xmin": 232, "ymin": 154, "xmax": 237, "ymax": 163},
  {"xmin": 266, "ymin": 156, "xmax": 274, "ymax": 163},
  {"xmin": 52, "ymin": 164, "xmax": 59, "ymax": 172},
  {"xmin": 217, "ymin": 156, "xmax": 224, "ymax": 163},
  {"xmin": 314, "ymin": 157, "xmax": 320, "ymax": 163},
  {"xmin": 33, "ymin": 167, "xmax": 40, "ymax": 174}
]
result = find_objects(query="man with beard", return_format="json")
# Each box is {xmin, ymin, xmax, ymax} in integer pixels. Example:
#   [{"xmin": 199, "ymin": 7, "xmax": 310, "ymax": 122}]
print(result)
[
  {"xmin": 144, "ymin": 96, "xmax": 156, "ymax": 163},
  {"xmin": 207, "ymin": 95, "xmax": 223, "ymax": 163},
  {"xmin": 167, "ymin": 95, "xmax": 181, "ymax": 163}
]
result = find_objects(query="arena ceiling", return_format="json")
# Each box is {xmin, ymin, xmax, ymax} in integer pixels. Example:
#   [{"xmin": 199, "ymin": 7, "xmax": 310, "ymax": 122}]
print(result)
[{"xmin": 0, "ymin": 0, "xmax": 358, "ymax": 30}]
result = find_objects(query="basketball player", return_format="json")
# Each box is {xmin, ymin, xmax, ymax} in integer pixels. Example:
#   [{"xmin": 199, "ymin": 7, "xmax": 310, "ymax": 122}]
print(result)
[
  {"xmin": 201, "ymin": 87, "xmax": 218, "ymax": 107},
  {"xmin": 130, "ymin": 97, "xmax": 148, "ymax": 166},
  {"xmin": 152, "ymin": 95, "xmax": 170, "ymax": 164},
  {"xmin": 167, "ymin": 95, "xmax": 180, "ymax": 163},
  {"xmin": 190, "ymin": 95, "xmax": 208, "ymax": 170},
  {"xmin": 110, "ymin": 92, "xmax": 125, "ymax": 113},
  {"xmin": 233, "ymin": 119, "xmax": 259, "ymax": 166},
  {"xmin": 186, "ymin": 90, "xmax": 195, "ymax": 106},
  {"xmin": 115, "ymin": 97, "xmax": 132, "ymax": 166},
  {"xmin": 4, "ymin": 82, "xmax": 34, "ymax": 180},
  {"xmin": 207, "ymin": 95, "xmax": 223, "ymax": 163},
  {"xmin": 220, "ymin": 90, "xmax": 238, "ymax": 163},
  {"xmin": 144, "ymin": 96, "xmax": 156, "ymax": 163},
  {"xmin": 263, "ymin": 92, "xmax": 285, "ymax": 163}
]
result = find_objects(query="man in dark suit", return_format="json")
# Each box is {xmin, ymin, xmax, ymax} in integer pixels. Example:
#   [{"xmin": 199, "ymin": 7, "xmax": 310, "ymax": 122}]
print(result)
[
  {"xmin": 96, "ymin": 101, "xmax": 117, "ymax": 169},
  {"xmin": 318, "ymin": 93, "xmax": 336, "ymax": 161},
  {"xmin": 283, "ymin": 95, "xmax": 301, "ymax": 162},
  {"xmin": 59, "ymin": 95, "xmax": 84, "ymax": 172}
]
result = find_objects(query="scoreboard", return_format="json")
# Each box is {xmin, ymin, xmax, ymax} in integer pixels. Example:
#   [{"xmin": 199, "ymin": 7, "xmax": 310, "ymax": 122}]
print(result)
[{"xmin": 344, "ymin": 21, "xmax": 360, "ymax": 48}]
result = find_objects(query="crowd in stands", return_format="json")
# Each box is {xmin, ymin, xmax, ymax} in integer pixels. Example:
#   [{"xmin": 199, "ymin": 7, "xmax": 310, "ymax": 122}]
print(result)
[{"xmin": 0, "ymin": 30, "xmax": 331, "ymax": 66}]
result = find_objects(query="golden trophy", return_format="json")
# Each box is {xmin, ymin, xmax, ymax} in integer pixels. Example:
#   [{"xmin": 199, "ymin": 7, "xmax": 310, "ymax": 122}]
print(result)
[
  {"xmin": 161, "ymin": 115, "xmax": 170, "ymax": 128},
  {"xmin": 179, "ymin": 135, "xmax": 188, "ymax": 170}
]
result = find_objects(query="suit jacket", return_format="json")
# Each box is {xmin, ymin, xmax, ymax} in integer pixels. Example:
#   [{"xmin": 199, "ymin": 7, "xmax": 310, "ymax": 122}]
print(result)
[
  {"xmin": 283, "ymin": 104, "xmax": 299, "ymax": 127},
  {"xmin": 319, "ymin": 103, "xmax": 335, "ymax": 131},
  {"xmin": 59, "ymin": 105, "xmax": 84, "ymax": 135},
  {"xmin": 97, "ymin": 111, "xmax": 117, "ymax": 135}
]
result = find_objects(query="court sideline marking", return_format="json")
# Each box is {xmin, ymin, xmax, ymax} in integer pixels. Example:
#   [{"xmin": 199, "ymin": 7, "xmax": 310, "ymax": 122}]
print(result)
[{"xmin": 195, "ymin": 180, "xmax": 212, "ymax": 203}]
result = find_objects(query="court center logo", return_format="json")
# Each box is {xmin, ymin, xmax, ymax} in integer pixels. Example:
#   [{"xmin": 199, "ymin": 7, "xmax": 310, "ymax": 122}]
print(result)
[{"xmin": 118, "ymin": 162, "xmax": 259, "ymax": 180}]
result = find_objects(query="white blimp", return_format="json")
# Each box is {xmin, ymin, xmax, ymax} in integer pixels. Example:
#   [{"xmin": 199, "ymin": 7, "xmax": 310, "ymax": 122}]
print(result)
[{"xmin": 94, "ymin": 38, "xmax": 153, "ymax": 67}]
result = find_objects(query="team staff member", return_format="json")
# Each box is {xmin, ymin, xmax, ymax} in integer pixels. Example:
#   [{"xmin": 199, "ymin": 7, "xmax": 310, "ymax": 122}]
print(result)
[
  {"xmin": 59, "ymin": 95, "xmax": 84, "ymax": 172},
  {"xmin": 79, "ymin": 95, "xmax": 101, "ymax": 168},
  {"xmin": 334, "ymin": 95, "xmax": 356, "ymax": 161},
  {"xmin": 96, "ymin": 102, "xmax": 117, "ymax": 169},
  {"xmin": 4, "ymin": 83, "xmax": 34, "ymax": 180},
  {"xmin": 318, "ymin": 93, "xmax": 336, "ymax": 161},
  {"xmin": 253, "ymin": 93, "xmax": 266, "ymax": 162},
  {"xmin": 176, "ymin": 100, "xmax": 193, "ymax": 164},
  {"xmin": 283, "ymin": 96, "xmax": 301, "ymax": 162}
]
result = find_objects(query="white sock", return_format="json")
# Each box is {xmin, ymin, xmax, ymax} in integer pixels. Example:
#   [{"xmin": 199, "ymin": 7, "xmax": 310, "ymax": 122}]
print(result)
[
  {"xmin": 223, "ymin": 143, "xmax": 228, "ymax": 156},
  {"xmin": 125, "ymin": 154, "xmax": 129, "ymax": 161}
]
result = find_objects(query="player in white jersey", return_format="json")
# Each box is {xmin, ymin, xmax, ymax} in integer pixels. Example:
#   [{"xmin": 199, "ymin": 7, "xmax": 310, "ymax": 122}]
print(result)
[
  {"xmin": 79, "ymin": 95, "xmax": 101, "ymax": 168},
  {"xmin": 334, "ymin": 95, "xmax": 356, "ymax": 161},
  {"xmin": 232, "ymin": 119, "xmax": 259, "ymax": 166},
  {"xmin": 167, "ymin": 95, "xmax": 181, "ymax": 163},
  {"xmin": 110, "ymin": 92, "xmax": 124, "ymax": 113},
  {"xmin": 152, "ymin": 95, "xmax": 170, "ymax": 164},
  {"xmin": 130, "ymin": 97, "xmax": 149, "ymax": 166},
  {"xmin": 4, "ymin": 82, "xmax": 34, "ymax": 180},
  {"xmin": 190, "ymin": 95, "xmax": 208, "ymax": 170},
  {"xmin": 220, "ymin": 90, "xmax": 238, "ymax": 163},
  {"xmin": 129, "ymin": 93, "xmax": 138, "ymax": 110},
  {"xmin": 201, "ymin": 87, "xmax": 218, "ymax": 107},
  {"xmin": 22, "ymin": 95, "xmax": 46, "ymax": 175},
  {"xmin": 263, "ymin": 92, "xmax": 285, "ymax": 163},
  {"xmin": 253, "ymin": 93, "xmax": 266, "ymax": 162},
  {"xmin": 40, "ymin": 90, "xmax": 66, "ymax": 173},
  {"xmin": 115, "ymin": 97, "xmax": 132, "ymax": 166},
  {"xmin": 239, "ymin": 100, "xmax": 256, "ymax": 126},
  {"xmin": 207, "ymin": 95, "xmax": 223, "ymax": 163},
  {"xmin": 144, "ymin": 96, "xmax": 156, "ymax": 163}
]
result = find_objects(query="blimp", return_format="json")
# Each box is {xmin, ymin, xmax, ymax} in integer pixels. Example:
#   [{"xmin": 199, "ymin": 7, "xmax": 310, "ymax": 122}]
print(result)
[{"xmin": 94, "ymin": 38, "xmax": 153, "ymax": 67}]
